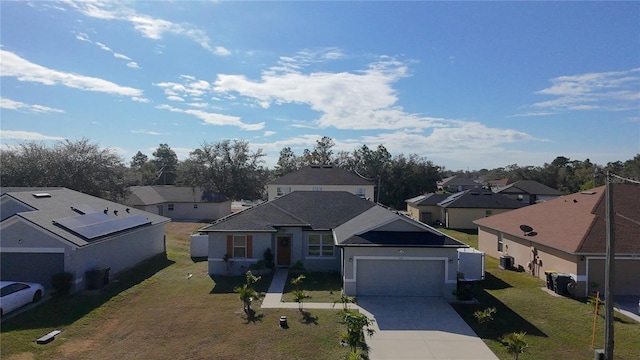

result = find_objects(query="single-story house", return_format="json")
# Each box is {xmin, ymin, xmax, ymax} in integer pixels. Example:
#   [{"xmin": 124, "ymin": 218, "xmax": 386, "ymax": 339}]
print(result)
[
  {"xmin": 475, "ymin": 184, "xmax": 640, "ymax": 297},
  {"xmin": 496, "ymin": 180, "xmax": 563, "ymax": 204},
  {"xmin": 266, "ymin": 165, "xmax": 375, "ymax": 201},
  {"xmin": 198, "ymin": 191, "xmax": 477, "ymax": 297},
  {"xmin": 125, "ymin": 185, "xmax": 230, "ymax": 222},
  {"xmin": 438, "ymin": 190, "xmax": 527, "ymax": 229},
  {"xmin": 437, "ymin": 176, "xmax": 482, "ymax": 193},
  {"xmin": 405, "ymin": 193, "xmax": 449, "ymax": 225},
  {"xmin": 1, "ymin": 188, "xmax": 170, "ymax": 291}
]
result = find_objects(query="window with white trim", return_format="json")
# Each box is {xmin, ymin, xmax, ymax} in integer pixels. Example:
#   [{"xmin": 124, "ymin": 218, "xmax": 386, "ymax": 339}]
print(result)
[
  {"xmin": 312, "ymin": 186, "xmax": 323, "ymax": 191},
  {"xmin": 308, "ymin": 234, "xmax": 334, "ymax": 257},
  {"xmin": 277, "ymin": 186, "xmax": 291, "ymax": 197},
  {"xmin": 497, "ymin": 233, "xmax": 504, "ymax": 252},
  {"xmin": 233, "ymin": 235, "xmax": 247, "ymax": 258},
  {"xmin": 356, "ymin": 187, "xmax": 365, "ymax": 198}
]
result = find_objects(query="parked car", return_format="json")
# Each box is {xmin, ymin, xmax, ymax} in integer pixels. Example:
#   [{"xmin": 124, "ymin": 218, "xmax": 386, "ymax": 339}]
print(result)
[{"xmin": 0, "ymin": 281, "xmax": 44, "ymax": 317}]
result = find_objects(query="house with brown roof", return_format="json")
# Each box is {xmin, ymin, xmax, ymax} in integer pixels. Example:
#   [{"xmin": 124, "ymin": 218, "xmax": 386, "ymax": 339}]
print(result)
[
  {"xmin": 266, "ymin": 165, "xmax": 375, "ymax": 201},
  {"xmin": 475, "ymin": 184, "xmax": 640, "ymax": 298},
  {"xmin": 496, "ymin": 180, "xmax": 563, "ymax": 204}
]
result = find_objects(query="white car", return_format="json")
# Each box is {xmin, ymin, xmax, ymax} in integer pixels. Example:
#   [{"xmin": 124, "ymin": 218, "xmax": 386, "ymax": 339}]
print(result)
[{"xmin": 0, "ymin": 281, "xmax": 44, "ymax": 318}]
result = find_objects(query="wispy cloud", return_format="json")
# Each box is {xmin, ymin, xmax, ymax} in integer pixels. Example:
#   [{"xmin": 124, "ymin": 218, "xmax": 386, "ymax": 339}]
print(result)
[
  {"xmin": 530, "ymin": 68, "xmax": 640, "ymax": 112},
  {"xmin": 75, "ymin": 32, "xmax": 137, "ymax": 67},
  {"xmin": 62, "ymin": 1, "xmax": 230, "ymax": 56},
  {"xmin": 155, "ymin": 104, "xmax": 264, "ymax": 130},
  {"xmin": 1, "ymin": 50, "xmax": 146, "ymax": 101},
  {"xmin": 1, "ymin": 98, "xmax": 65, "ymax": 113},
  {"xmin": 0, "ymin": 130, "xmax": 65, "ymax": 141},
  {"xmin": 131, "ymin": 129, "xmax": 162, "ymax": 135}
]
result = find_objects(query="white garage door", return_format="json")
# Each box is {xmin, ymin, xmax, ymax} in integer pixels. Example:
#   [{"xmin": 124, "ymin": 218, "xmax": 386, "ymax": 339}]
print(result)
[{"xmin": 356, "ymin": 259, "xmax": 445, "ymax": 297}]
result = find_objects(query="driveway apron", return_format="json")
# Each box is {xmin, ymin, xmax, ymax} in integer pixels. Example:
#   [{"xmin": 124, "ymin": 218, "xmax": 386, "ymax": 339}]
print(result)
[{"xmin": 357, "ymin": 297, "xmax": 498, "ymax": 360}]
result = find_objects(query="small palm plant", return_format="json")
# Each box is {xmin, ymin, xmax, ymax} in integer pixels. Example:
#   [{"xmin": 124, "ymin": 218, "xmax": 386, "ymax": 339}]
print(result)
[
  {"xmin": 340, "ymin": 310, "xmax": 375, "ymax": 354},
  {"xmin": 291, "ymin": 274, "xmax": 307, "ymax": 311},
  {"xmin": 234, "ymin": 271, "xmax": 262, "ymax": 319},
  {"xmin": 333, "ymin": 292, "xmax": 357, "ymax": 312},
  {"xmin": 501, "ymin": 331, "xmax": 528, "ymax": 360}
]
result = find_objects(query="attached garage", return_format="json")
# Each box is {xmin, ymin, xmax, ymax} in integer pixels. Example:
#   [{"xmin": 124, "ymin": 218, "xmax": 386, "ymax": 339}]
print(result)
[
  {"xmin": 355, "ymin": 258, "xmax": 445, "ymax": 297},
  {"xmin": 1, "ymin": 251, "xmax": 64, "ymax": 288},
  {"xmin": 588, "ymin": 258, "xmax": 640, "ymax": 296}
]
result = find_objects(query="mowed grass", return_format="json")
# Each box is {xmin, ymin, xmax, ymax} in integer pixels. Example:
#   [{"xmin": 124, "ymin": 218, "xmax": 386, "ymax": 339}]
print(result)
[
  {"xmin": 282, "ymin": 272, "xmax": 343, "ymax": 303},
  {"xmin": 441, "ymin": 229, "xmax": 640, "ymax": 360},
  {"xmin": 0, "ymin": 222, "xmax": 347, "ymax": 360}
]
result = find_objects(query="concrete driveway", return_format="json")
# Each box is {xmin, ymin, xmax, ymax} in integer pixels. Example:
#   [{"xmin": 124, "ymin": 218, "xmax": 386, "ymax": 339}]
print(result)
[{"xmin": 357, "ymin": 297, "xmax": 498, "ymax": 360}]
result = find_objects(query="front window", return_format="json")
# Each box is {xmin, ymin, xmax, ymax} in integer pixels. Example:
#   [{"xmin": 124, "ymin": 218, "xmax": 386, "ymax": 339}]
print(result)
[
  {"xmin": 277, "ymin": 187, "xmax": 291, "ymax": 197},
  {"xmin": 356, "ymin": 187, "xmax": 365, "ymax": 198},
  {"xmin": 308, "ymin": 234, "xmax": 334, "ymax": 257},
  {"xmin": 168, "ymin": 204, "xmax": 174, "ymax": 211},
  {"xmin": 233, "ymin": 235, "xmax": 247, "ymax": 258}
]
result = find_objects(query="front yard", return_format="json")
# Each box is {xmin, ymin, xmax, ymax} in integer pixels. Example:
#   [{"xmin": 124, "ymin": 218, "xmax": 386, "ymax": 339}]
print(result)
[
  {"xmin": 0, "ymin": 223, "xmax": 347, "ymax": 360},
  {"xmin": 441, "ymin": 229, "xmax": 640, "ymax": 360}
]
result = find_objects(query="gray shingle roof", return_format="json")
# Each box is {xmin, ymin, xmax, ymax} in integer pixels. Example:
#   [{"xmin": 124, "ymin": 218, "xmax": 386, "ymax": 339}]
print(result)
[
  {"xmin": 438, "ymin": 190, "xmax": 527, "ymax": 209},
  {"xmin": 497, "ymin": 180, "xmax": 563, "ymax": 196},
  {"xmin": 267, "ymin": 166, "xmax": 374, "ymax": 186},
  {"xmin": 405, "ymin": 193, "xmax": 449, "ymax": 205},
  {"xmin": 200, "ymin": 191, "xmax": 376, "ymax": 232},
  {"xmin": 1, "ymin": 188, "xmax": 170, "ymax": 247}
]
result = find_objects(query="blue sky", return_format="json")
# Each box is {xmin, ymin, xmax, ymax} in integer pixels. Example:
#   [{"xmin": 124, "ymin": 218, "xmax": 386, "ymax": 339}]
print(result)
[{"xmin": 1, "ymin": 1, "xmax": 639, "ymax": 170}]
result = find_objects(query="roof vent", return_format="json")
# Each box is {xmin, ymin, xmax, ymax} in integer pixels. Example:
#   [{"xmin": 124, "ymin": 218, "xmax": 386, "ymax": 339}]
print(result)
[
  {"xmin": 581, "ymin": 191, "xmax": 597, "ymax": 195},
  {"xmin": 32, "ymin": 193, "xmax": 51, "ymax": 198}
]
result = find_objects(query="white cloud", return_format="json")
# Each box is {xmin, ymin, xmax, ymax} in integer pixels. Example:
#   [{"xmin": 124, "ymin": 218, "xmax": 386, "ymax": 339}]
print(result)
[
  {"xmin": 114, "ymin": 52, "xmax": 132, "ymax": 60},
  {"xmin": 0, "ymin": 98, "xmax": 65, "ymax": 113},
  {"xmin": 62, "ymin": 1, "xmax": 230, "ymax": 56},
  {"xmin": 154, "ymin": 77, "xmax": 212, "ymax": 101},
  {"xmin": 155, "ymin": 104, "xmax": 264, "ymax": 130},
  {"xmin": 263, "ymin": 131, "xmax": 276, "ymax": 137},
  {"xmin": 74, "ymin": 31, "xmax": 137, "ymax": 68},
  {"xmin": 0, "ymin": 130, "xmax": 65, "ymax": 141},
  {"xmin": 126, "ymin": 61, "xmax": 140, "ymax": 69},
  {"xmin": 0, "ymin": 50, "xmax": 144, "ymax": 99},
  {"xmin": 167, "ymin": 95, "xmax": 185, "ymax": 102},
  {"xmin": 531, "ymin": 68, "xmax": 640, "ymax": 112},
  {"xmin": 131, "ymin": 129, "xmax": 162, "ymax": 135}
]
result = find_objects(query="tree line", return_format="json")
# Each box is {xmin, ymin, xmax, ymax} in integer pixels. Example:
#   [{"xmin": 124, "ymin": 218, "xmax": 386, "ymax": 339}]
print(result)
[{"xmin": 1, "ymin": 137, "xmax": 638, "ymax": 210}]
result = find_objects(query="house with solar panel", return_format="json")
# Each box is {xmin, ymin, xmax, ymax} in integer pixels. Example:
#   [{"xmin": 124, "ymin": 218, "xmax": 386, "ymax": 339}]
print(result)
[{"xmin": 0, "ymin": 188, "xmax": 170, "ymax": 292}]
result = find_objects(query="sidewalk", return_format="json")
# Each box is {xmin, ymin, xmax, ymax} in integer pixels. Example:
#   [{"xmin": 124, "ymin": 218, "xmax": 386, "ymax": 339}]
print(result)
[{"xmin": 260, "ymin": 268, "xmax": 359, "ymax": 310}]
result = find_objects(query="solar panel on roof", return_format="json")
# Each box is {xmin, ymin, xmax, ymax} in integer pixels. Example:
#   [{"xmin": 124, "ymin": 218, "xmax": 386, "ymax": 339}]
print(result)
[{"xmin": 53, "ymin": 213, "xmax": 152, "ymax": 240}]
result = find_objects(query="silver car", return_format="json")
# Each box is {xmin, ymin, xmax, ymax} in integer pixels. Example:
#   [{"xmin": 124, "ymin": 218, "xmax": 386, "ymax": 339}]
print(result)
[{"xmin": 0, "ymin": 281, "xmax": 44, "ymax": 318}]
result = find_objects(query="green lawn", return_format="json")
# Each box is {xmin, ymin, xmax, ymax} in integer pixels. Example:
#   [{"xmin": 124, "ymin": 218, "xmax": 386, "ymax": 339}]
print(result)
[
  {"xmin": 282, "ymin": 271, "xmax": 343, "ymax": 303},
  {"xmin": 0, "ymin": 223, "xmax": 349, "ymax": 360},
  {"xmin": 443, "ymin": 229, "xmax": 640, "ymax": 360}
]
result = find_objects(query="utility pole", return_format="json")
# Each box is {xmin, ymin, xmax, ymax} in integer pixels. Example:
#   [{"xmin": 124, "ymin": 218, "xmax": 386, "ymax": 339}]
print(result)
[{"xmin": 604, "ymin": 172, "xmax": 615, "ymax": 360}]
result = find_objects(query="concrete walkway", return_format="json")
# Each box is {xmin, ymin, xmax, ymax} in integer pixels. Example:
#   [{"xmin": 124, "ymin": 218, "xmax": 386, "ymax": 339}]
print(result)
[{"xmin": 260, "ymin": 269, "xmax": 498, "ymax": 359}]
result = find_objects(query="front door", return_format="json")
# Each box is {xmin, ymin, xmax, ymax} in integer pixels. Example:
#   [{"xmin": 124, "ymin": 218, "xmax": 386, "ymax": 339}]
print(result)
[{"xmin": 276, "ymin": 235, "xmax": 291, "ymax": 266}]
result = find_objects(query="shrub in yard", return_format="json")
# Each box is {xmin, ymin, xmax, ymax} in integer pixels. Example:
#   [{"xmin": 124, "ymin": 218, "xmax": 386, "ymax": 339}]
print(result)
[
  {"xmin": 339, "ymin": 310, "xmax": 375, "ymax": 354},
  {"xmin": 234, "ymin": 271, "xmax": 262, "ymax": 320},
  {"xmin": 291, "ymin": 274, "xmax": 307, "ymax": 311},
  {"xmin": 473, "ymin": 307, "xmax": 496, "ymax": 328}
]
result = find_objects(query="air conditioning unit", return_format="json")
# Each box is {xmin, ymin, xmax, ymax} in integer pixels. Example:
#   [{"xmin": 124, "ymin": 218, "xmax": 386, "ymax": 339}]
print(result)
[{"xmin": 499, "ymin": 255, "xmax": 514, "ymax": 270}]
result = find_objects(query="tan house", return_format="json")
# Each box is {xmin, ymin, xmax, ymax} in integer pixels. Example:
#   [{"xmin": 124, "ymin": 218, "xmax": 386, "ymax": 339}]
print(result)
[
  {"xmin": 125, "ymin": 186, "xmax": 231, "ymax": 222},
  {"xmin": 266, "ymin": 165, "xmax": 375, "ymax": 201},
  {"xmin": 496, "ymin": 180, "xmax": 563, "ymax": 204},
  {"xmin": 405, "ymin": 193, "xmax": 449, "ymax": 225},
  {"xmin": 437, "ymin": 176, "xmax": 481, "ymax": 192},
  {"xmin": 438, "ymin": 190, "xmax": 526, "ymax": 229},
  {"xmin": 475, "ymin": 184, "xmax": 640, "ymax": 298}
]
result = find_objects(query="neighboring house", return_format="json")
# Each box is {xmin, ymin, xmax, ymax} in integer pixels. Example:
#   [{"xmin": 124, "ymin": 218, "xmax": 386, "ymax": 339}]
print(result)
[
  {"xmin": 266, "ymin": 165, "xmax": 375, "ymax": 201},
  {"xmin": 405, "ymin": 193, "xmax": 449, "ymax": 225},
  {"xmin": 437, "ymin": 176, "xmax": 481, "ymax": 193},
  {"xmin": 484, "ymin": 178, "xmax": 511, "ymax": 192},
  {"xmin": 496, "ymin": 180, "xmax": 563, "ymax": 204},
  {"xmin": 0, "ymin": 188, "xmax": 170, "ymax": 291},
  {"xmin": 438, "ymin": 190, "xmax": 527, "ymax": 229},
  {"xmin": 475, "ymin": 184, "xmax": 640, "ymax": 297},
  {"xmin": 125, "ymin": 186, "xmax": 230, "ymax": 222},
  {"xmin": 198, "ymin": 191, "xmax": 474, "ymax": 297}
]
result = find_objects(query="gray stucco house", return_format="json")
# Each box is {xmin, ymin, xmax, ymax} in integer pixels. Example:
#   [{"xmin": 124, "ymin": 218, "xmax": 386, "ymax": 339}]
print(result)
[
  {"xmin": 1, "ymin": 188, "xmax": 170, "ymax": 291},
  {"xmin": 125, "ymin": 185, "xmax": 231, "ymax": 222},
  {"xmin": 198, "ymin": 191, "xmax": 473, "ymax": 297}
]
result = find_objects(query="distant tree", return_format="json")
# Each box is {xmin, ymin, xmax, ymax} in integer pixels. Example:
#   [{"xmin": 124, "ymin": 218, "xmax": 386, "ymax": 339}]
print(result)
[
  {"xmin": 274, "ymin": 146, "xmax": 300, "ymax": 177},
  {"xmin": 0, "ymin": 138, "xmax": 127, "ymax": 201},
  {"xmin": 187, "ymin": 139, "xmax": 266, "ymax": 200},
  {"xmin": 300, "ymin": 136, "xmax": 336, "ymax": 166},
  {"xmin": 621, "ymin": 154, "xmax": 640, "ymax": 180},
  {"xmin": 130, "ymin": 151, "xmax": 148, "ymax": 169},
  {"xmin": 151, "ymin": 144, "xmax": 178, "ymax": 185}
]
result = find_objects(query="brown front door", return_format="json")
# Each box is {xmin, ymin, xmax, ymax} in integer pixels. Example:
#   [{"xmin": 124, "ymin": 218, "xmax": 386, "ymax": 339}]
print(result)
[{"xmin": 276, "ymin": 235, "xmax": 291, "ymax": 266}]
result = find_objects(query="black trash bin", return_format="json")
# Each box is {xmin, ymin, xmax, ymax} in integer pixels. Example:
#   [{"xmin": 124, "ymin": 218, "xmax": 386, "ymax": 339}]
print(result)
[
  {"xmin": 456, "ymin": 278, "xmax": 474, "ymax": 301},
  {"xmin": 544, "ymin": 270, "xmax": 557, "ymax": 290},
  {"xmin": 553, "ymin": 273, "xmax": 572, "ymax": 296}
]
